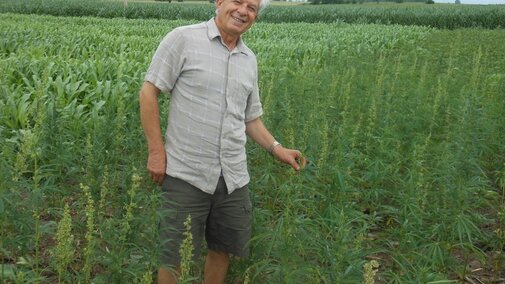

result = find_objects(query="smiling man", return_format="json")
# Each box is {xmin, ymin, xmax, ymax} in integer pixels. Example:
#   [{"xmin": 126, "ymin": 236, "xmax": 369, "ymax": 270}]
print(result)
[{"xmin": 139, "ymin": 0, "xmax": 304, "ymax": 283}]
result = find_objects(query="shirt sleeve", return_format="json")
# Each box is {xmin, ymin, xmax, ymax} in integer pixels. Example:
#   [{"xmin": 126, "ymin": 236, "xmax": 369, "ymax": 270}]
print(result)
[
  {"xmin": 244, "ymin": 62, "xmax": 263, "ymax": 122},
  {"xmin": 144, "ymin": 28, "xmax": 185, "ymax": 93}
]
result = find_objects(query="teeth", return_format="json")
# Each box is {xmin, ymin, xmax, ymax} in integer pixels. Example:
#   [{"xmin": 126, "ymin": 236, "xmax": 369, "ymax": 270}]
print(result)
[{"xmin": 232, "ymin": 16, "xmax": 245, "ymax": 23}]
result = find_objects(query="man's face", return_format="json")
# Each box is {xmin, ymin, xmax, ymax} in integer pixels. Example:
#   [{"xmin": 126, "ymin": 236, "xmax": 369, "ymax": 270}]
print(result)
[{"xmin": 215, "ymin": 0, "xmax": 260, "ymax": 38}]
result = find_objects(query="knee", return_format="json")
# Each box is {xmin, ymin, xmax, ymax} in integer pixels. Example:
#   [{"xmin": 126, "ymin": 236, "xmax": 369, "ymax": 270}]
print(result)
[
  {"xmin": 158, "ymin": 267, "xmax": 179, "ymax": 284},
  {"xmin": 208, "ymin": 250, "xmax": 229, "ymax": 263}
]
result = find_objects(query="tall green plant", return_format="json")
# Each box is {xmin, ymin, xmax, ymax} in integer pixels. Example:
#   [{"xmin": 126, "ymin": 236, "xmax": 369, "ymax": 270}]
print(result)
[{"xmin": 52, "ymin": 204, "xmax": 75, "ymax": 283}]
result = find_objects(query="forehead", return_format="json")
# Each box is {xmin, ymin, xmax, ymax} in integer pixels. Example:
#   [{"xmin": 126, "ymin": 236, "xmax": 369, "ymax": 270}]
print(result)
[
  {"xmin": 247, "ymin": 0, "xmax": 261, "ymax": 6},
  {"xmin": 233, "ymin": 0, "xmax": 260, "ymax": 7}
]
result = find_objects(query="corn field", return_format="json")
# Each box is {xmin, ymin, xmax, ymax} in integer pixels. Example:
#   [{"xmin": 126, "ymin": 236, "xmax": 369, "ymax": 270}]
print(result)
[
  {"xmin": 1, "ymin": 0, "xmax": 505, "ymax": 28},
  {"xmin": 1, "ymin": 3, "xmax": 505, "ymax": 283}
]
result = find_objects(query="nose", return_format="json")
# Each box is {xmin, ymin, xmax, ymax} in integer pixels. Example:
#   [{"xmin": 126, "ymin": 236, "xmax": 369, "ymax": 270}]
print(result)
[{"xmin": 236, "ymin": 3, "xmax": 247, "ymax": 15}]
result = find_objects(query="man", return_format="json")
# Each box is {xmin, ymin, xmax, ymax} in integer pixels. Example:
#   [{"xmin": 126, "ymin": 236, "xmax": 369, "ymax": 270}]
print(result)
[{"xmin": 139, "ymin": 0, "xmax": 304, "ymax": 282}]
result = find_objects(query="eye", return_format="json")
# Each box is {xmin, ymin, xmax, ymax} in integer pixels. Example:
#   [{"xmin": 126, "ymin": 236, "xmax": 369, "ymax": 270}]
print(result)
[{"xmin": 247, "ymin": 5, "xmax": 258, "ymax": 13}]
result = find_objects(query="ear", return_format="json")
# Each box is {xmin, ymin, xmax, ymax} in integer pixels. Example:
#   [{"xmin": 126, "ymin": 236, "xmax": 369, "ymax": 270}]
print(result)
[{"xmin": 215, "ymin": 0, "xmax": 223, "ymax": 9}]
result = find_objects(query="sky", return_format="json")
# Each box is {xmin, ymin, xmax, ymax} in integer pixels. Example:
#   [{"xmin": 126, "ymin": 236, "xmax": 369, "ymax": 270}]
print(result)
[{"xmin": 434, "ymin": 0, "xmax": 504, "ymax": 4}]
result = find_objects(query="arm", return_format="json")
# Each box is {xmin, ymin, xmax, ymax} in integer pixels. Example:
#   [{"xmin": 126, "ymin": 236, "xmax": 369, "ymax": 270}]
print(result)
[
  {"xmin": 139, "ymin": 81, "xmax": 166, "ymax": 185},
  {"xmin": 245, "ymin": 117, "xmax": 304, "ymax": 171}
]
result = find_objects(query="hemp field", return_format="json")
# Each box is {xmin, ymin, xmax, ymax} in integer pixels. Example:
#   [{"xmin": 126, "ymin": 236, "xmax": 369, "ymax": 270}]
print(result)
[{"xmin": 1, "ymin": 5, "xmax": 504, "ymax": 283}]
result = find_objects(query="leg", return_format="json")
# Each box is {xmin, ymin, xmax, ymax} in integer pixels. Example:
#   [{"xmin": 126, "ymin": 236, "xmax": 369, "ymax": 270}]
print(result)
[
  {"xmin": 158, "ymin": 267, "xmax": 179, "ymax": 284},
  {"xmin": 159, "ymin": 175, "xmax": 211, "ymax": 283},
  {"xmin": 204, "ymin": 250, "xmax": 229, "ymax": 284},
  {"xmin": 204, "ymin": 179, "xmax": 252, "ymax": 283}
]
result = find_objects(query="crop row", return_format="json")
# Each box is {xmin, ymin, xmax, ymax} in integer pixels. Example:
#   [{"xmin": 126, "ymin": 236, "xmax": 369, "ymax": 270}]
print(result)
[
  {"xmin": 1, "ymin": 13, "xmax": 505, "ymax": 283},
  {"xmin": 1, "ymin": 0, "xmax": 505, "ymax": 29}
]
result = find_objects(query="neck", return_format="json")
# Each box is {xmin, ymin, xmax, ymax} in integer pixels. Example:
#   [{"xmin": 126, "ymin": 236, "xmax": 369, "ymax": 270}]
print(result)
[
  {"xmin": 215, "ymin": 19, "xmax": 239, "ymax": 50},
  {"xmin": 221, "ymin": 33, "xmax": 238, "ymax": 50}
]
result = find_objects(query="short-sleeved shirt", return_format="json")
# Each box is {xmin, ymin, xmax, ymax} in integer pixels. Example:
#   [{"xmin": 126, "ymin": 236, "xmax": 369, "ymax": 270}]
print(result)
[{"xmin": 144, "ymin": 18, "xmax": 263, "ymax": 194}]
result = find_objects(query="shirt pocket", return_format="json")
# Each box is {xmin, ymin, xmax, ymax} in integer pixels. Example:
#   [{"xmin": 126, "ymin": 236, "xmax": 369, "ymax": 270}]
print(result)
[{"xmin": 228, "ymin": 80, "xmax": 252, "ymax": 121}]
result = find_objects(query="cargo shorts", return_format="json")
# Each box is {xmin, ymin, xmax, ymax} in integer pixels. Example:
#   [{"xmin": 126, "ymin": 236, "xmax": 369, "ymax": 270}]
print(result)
[{"xmin": 159, "ymin": 175, "xmax": 252, "ymax": 267}]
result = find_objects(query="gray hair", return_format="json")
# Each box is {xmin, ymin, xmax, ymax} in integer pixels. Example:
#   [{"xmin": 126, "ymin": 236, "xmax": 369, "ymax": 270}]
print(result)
[
  {"xmin": 258, "ymin": 0, "xmax": 271, "ymax": 14},
  {"xmin": 215, "ymin": 0, "xmax": 271, "ymax": 16}
]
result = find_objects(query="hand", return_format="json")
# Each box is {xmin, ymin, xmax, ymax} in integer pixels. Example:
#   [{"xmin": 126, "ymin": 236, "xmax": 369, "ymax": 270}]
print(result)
[
  {"xmin": 272, "ymin": 146, "xmax": 306, "ymax": 172},
  {"xmin": 147, "ymin": 149, "xmax": 166, "ymax": 185}
]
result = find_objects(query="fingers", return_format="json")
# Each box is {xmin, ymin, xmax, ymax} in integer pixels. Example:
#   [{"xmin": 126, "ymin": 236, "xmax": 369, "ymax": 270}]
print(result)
[
  {"xmin": 148, "ymin": 165, "xmax": 165, "ymax": 185},
  {"xmin": 291, "ymin": 159, "xmax": 301, "ymax": 171},
  {"xmin": 291, "ymin": 151, "xmax": 306, "ymax": 171},
  {"xmin": 150, "ymin": 171, "xmax": 165, "ymax": 185},
  {"xmin": 147, "ymin": 151, "xmax": 166, "ymax": 185},
  {"xmin": 275, "ymin": 148, "xmax": 306, "ymax": 172},
  {"xmin": 297, "ymin": 153, "xmax": 307, "ymax": 170}
]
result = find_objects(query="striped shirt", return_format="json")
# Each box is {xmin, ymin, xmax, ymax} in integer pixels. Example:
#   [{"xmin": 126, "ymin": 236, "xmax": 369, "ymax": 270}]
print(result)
[{"xmin": 144, "ymin": 18, "xmax": 263, "ymax": 194}]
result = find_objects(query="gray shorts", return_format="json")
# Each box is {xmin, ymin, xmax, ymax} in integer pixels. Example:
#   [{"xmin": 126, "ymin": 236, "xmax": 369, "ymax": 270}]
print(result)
[{"xmin": 159, "ymin": 175, "xmax": 252, "ymax": 267}]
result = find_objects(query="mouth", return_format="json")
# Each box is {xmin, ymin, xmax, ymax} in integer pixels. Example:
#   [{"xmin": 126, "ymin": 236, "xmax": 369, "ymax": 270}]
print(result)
[{"xmin": 231, "ymin": 15, "xmax": 246, "ymax": 24}]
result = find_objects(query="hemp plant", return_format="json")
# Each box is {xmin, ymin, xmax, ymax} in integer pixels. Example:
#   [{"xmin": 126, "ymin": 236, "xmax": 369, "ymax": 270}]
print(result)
[
  {"xmin": 52, "ymin": 203, "xmax": 75, "ymax": 283},
  {"xmin": 81, "ymin": 183, "xmax": 96, "ymax": 283},
  {"xmin": 179, "ymin": 214, "xmax": 196, "ymax": 283}
]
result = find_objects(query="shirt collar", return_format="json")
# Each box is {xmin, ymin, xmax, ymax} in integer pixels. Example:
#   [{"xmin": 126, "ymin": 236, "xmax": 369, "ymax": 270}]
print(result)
[{"xmin": 207, "ymin": 18, "xmax": 250, "ymax": 55}]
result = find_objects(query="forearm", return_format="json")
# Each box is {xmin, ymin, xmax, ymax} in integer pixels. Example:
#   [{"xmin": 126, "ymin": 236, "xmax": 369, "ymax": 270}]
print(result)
[
  {"xmin": 139, "ymin": 82, "xmax": 167, "ymax": 184},
  {"xmin": 139, "ymin": 82, "xmax": 164, "ymax": 152},
  {"xmin": 245, "ymin": 118, "xmax": 277, "ymax": 152},
  {"xmin": 246, "ymin": 117, "xmax": 304, "ymax": 171}
]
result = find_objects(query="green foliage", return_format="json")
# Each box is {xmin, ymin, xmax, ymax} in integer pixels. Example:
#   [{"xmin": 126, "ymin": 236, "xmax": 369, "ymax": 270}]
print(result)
[
  {"xmin": 1, "ymin": 0, "xmax": 505, "ymax": 29},
  {"xmin": 52, "ymin": 204, "xmax": 75, "ymax": 283},
  {"xmin": 81, "ymin": 183, "xmax": 96, "ymax": 283},
  {"xmin": 179, "ymin": 215, "xmax": 196, "ymax": 283},
  {"xmin": 363, "ymin": 260, "xmax": 379, "ymax": 284},
  {"xmin": 310, "ymin": 0, "xmax": 354, "ymax": 5},
  {"xmin": 1, "ymin": 12, "xmax": 504, "ymax": 283}
]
